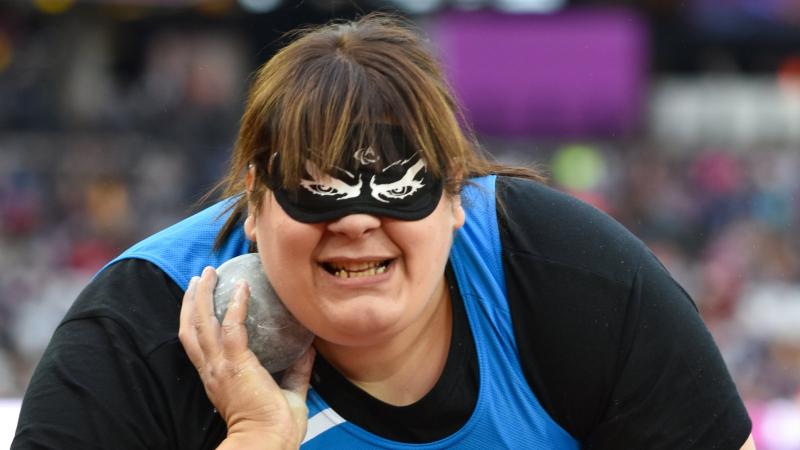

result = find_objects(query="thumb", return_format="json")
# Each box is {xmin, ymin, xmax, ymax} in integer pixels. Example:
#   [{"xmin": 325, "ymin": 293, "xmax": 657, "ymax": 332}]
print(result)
[
  {"xmin": 280, "ymin": 347, "xmax": 316, "ymax": 443},
  {"xmin": 281, "ymin": 346, "xmax": 316, "ymax": 397}
]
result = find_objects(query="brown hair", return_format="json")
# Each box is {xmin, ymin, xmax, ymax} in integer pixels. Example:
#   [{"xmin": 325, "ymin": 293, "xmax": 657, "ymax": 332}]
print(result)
[{"xmin": 210, "ymin": 12, "xmax": 542, "ymax": 248}]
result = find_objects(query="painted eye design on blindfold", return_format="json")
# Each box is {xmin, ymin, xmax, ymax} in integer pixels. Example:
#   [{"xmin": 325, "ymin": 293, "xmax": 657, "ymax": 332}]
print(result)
[
  {"xmin": 354, "ymin": 146, "xmax": 379, "ymax": 165},
  {"xmin": 369, "ymin": 159, "xmax": 427, "ymax": 203},
  {"xmin": 299, "ymin": 161, "xmax": 362, "ymax": 200}
]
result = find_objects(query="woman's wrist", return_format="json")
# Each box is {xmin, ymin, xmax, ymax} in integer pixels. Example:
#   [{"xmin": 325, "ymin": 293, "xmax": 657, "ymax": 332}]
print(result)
[{"xmin": 217, "ymin": 427, "xmax": 299, "ymax": 450}]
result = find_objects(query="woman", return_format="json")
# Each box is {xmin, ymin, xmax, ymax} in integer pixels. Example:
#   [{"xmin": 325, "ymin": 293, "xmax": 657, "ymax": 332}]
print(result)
[{"xmin": 14, "ymin": 14, "xmax": 753, "ymax": 449}]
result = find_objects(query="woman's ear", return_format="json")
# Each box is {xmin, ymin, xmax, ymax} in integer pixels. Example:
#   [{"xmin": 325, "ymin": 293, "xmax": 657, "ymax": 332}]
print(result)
[
  {"xmin": 448, "ymin": 174, "xmax": 466, "ymax": 231},
  {"xmin": 245, "ymin": 163, "xmax": 256, "ymax": 193},
  {"xmin": 244, "ymin": 213, "xmax": 257, "ymax": 242},
  {"xmin": 244, "ymin": 164, "xmax": 257, "ymax": 242},
  {"xmin": 451, "ymin": 194, "xmax": 466, "ymax": 231}
]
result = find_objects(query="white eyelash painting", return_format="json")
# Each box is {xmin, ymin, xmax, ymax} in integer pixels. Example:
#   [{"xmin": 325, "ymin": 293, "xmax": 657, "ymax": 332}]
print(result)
[
  {"xmin": 369, "ymin": 159, "xmax": 426, "ymax": 203},
  {"xmin": 299, "ymin": 160, "xmax": 362, "ymax": 200}
]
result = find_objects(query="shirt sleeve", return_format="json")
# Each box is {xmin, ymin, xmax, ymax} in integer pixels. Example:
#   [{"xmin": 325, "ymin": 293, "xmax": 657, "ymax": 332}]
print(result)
[
  {"xmin": 11, "ymin": 259, "xmax": 226, "ymax": 450},
  {"xmin": 584, "ymin": 252, "xmax": 751, "ymax": 449}
]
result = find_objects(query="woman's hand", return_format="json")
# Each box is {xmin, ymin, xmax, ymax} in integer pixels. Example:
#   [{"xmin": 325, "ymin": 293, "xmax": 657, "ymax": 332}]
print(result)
[{"xmin": 179, "ymin": 266, "xmax": 315, "ymax": 449}]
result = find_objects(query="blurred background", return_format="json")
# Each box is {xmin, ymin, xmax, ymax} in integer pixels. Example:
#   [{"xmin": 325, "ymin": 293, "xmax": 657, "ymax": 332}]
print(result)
[{"xmin": 1, "ymin": 0, "xmax": 800, "ymax": 447}]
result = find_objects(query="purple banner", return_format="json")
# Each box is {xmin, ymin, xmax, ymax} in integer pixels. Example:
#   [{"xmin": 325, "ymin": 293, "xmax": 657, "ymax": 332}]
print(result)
[{"xmin": 431, "ymin": 8, "xmax": 649, "ymax": 137}]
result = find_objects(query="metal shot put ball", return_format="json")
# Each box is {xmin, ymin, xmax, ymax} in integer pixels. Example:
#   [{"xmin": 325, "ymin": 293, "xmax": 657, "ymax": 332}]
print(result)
[{"xmin": 213, "ymin": 253, "xmax": 314, "ymax": 373}]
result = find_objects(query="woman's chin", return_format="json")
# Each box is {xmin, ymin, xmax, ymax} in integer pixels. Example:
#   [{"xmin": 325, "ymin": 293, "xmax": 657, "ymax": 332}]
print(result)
[{"xmin": 315, "ymin": 303, "xmax": 406, "ymax": 346}]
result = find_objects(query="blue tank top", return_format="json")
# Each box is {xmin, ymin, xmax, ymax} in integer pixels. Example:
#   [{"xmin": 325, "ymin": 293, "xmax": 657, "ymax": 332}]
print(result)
[{"xmin": 108, "ymin": 176, "xmax": 579, "ymax": 449}]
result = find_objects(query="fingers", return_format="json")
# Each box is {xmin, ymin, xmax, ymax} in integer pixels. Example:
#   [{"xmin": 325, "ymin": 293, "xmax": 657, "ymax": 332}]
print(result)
[
  {"xmin": 221, "ymin": 282, "xmax": 251, "ymax": 359},
  {"xmin": 193, "ymin": 267, "xmax": 221, "ymax": 357},
  {"xmin": 179, "ymin": 276, "xmax": 203, "ymax": 368},
  {"xmin": 281, "ymin": 347, "xmax": 315, "ymax": 441},
  {"xmin": 281, "ymin": 346, "xmax": 316, "ymax": 398}
]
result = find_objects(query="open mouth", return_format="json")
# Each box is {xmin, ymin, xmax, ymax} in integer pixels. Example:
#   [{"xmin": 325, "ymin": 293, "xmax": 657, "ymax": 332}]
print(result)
[{"xmin": 321, "ymin": 259, "xmax": 393, "ymax": 278}]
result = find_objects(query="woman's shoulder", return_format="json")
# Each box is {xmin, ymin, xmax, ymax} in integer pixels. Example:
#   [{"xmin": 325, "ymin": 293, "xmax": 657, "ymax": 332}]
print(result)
[
  {"xmin": 494, "ymin": 175, "xmax": 646, "ymax": 286},
  {"xmin": 61, "ymin": 258, "xmax": 184, "ymax": 355}
]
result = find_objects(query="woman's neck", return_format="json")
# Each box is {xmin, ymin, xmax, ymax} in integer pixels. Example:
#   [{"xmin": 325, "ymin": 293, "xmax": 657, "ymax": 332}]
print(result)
[{"xmin": 314, "ymin": 278, "xmax": 453, "ymax": 406}]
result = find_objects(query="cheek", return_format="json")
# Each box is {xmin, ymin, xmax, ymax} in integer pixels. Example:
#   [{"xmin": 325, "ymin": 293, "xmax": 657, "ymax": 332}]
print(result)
[
  {"xmin": 255, "ymin": 201, "xmax": 323, "ymax": 289},
  {"xmin": 257, "ymin": 217, "xmax": 326, "ymax": 327},
  {"xmin": 392, "ymin": 210, "xmax": 457, "ymax": 270},
  {"xmin": 268, "ymin": 218, "xmax": 316, "ymax": 255}
]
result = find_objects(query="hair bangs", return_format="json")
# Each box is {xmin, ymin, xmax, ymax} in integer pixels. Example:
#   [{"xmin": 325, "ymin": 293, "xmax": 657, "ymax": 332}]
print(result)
[{"xmin": 266, "ymin": 50, "xmax": 449, "ymax": 188}]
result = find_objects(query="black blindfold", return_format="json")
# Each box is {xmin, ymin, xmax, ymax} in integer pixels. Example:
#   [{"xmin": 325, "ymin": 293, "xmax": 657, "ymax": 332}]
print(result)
[{"xmin": 259, "ymin": 128, "xmax": 443, "ymax": 223}]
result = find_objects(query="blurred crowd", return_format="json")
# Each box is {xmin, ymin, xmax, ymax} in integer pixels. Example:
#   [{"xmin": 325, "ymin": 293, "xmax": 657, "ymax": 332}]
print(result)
[
  {"xmin": 0, "ymin": 15, "xmax": 248, "ymax": 394},
  {"xmin": 544, "ymin": 142, "xmax": 800, "ymax": 400},
  {"xmin": 2, "ymin": 4, "xmax": 800, "ymax": 448}
]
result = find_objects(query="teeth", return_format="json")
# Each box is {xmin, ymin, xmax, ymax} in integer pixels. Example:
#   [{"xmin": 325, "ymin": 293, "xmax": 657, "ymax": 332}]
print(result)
[
  {"xmin": 329, "ymin": 261, "xmax": 383, "ymax": 271},
  {"xmin": 331, "ymin": 262, "xmax": 388, "ymax": 278}
]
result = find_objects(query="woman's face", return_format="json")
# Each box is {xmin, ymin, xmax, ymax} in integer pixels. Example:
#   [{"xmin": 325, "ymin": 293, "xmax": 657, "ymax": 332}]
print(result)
[{"xmin": 244, "ymin": 185, "xmax": 465, "ymax": 348}]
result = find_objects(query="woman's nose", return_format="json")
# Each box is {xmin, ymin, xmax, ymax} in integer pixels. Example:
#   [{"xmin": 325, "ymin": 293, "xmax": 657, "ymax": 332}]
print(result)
[{"xmin": 326, "ymin": 213, "xmax": 382, "ymax": 239}]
